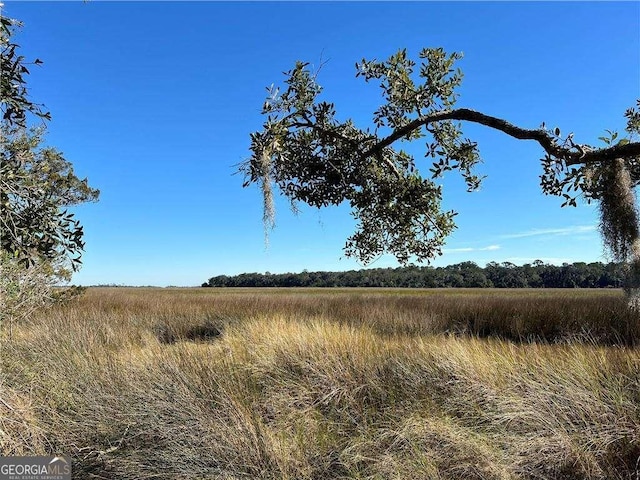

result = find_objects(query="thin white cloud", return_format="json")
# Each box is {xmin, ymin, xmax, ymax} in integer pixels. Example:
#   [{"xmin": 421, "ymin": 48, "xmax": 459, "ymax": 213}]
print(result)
[
  {"xmin": 500, "ymin": 225, "xmax": 596, "ymax": 240},
  {"xmin": 443, "ymin": 244, "xmax": 501, "ymax": 253}
]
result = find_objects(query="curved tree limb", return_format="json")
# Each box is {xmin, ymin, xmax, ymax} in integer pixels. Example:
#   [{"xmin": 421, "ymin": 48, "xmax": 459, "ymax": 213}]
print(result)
[{"xmin": 361, "ymin": 108, "xmax": 640, "ymax": 166}]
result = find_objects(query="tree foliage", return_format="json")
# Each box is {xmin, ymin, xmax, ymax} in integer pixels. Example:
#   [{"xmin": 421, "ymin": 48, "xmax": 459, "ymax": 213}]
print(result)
[
  {"xmin": 1, "ymin": 13, "xmax": 98, "ymax": 329},
  {"xmin": 242, "ymin": 48, "xmax": 640, "ymax": 269},
  {"xmin": 0, "ymin": 15, "xmax": 49, "ymax": 127},
  {"xmin": 1, "ymin": 128, "xmax": 99, "ymax": 270},
  {"xmin": 1, "ymin": 13, "xmax": 98, "ymax": 268}
]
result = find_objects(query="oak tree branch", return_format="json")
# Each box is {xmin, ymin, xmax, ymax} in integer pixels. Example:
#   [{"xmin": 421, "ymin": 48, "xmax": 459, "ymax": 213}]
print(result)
[{"xmin": 361, "ymin": 108, "xmax": 640, "ymax": 166}]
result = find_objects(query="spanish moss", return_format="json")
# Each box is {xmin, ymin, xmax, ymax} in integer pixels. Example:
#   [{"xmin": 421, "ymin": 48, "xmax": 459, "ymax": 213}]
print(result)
[
  {"xmin": 597, "ymin": 158, "xmax": 640, "ymax": 307},
  {"xmin": 260, "ymin": 141, "xmax": 276, "ymax": 247}
]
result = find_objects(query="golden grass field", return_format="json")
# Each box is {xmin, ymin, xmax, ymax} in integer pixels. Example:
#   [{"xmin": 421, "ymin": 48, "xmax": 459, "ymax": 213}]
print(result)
[{"xmin": 1, "ymin": 287, "xmax": 639, "ymax": 479}]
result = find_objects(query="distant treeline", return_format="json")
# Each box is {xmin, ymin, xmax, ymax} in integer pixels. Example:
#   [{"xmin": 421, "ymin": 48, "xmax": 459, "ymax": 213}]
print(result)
[{"xmin": 202, "ymin": 261, "xmax": 627, "ymax": 289}]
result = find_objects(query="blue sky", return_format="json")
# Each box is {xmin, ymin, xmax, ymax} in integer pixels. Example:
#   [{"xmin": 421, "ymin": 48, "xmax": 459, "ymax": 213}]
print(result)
[{"xmin": 5, "ymin": 1, "xmax": 639, "ymax": 286}]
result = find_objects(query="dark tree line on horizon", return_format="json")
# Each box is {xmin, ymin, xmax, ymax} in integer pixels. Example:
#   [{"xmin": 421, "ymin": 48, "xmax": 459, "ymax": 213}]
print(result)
[{"xmin": 202, "ymin": 261, "xmax": 627, "ymax": 289}]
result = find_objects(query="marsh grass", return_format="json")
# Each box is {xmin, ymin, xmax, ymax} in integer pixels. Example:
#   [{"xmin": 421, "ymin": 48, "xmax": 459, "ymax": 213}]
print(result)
[{"xmin": 1, "ymin": 288, "xmax": 639, "ymax": 479}]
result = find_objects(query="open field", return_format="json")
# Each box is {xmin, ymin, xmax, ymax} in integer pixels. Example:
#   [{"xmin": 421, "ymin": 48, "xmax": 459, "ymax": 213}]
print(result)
[{"xmin": 2, "ymin": 287, "xmax": 639, "ymax": 479}]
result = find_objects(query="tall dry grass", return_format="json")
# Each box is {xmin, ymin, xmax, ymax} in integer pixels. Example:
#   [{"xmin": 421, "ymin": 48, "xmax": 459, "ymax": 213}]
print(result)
[{"xmin": 1, "ymin": 287, "xmax": 639, "ymax": 479}]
